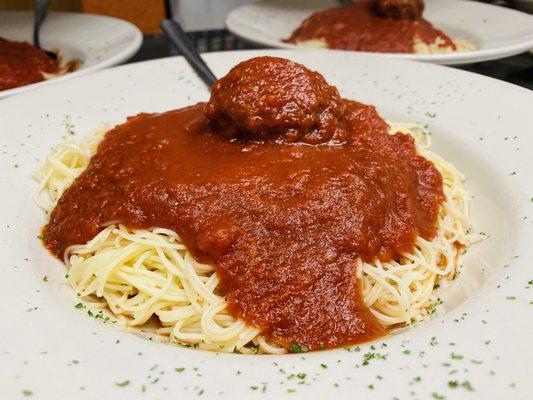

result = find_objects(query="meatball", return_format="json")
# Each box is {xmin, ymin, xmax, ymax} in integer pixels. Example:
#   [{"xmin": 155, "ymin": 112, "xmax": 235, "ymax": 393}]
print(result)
[
  {"xmin": 205, "ymin": 56, "xmax": 345, "ymax": 144},
  {"xmin": 374, "ymin": 0, "xmax": 424, "ymax": 20}
]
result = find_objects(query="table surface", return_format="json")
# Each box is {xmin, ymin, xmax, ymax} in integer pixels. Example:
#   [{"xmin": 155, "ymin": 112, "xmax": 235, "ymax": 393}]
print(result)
[{"xmin": 129, "ymin": 32, "xmax": 533, "ymax": 91}]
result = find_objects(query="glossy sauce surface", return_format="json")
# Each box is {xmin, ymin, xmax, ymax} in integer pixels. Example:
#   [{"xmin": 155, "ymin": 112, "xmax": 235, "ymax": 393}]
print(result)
[
  {"xmin": 44, "ymin": 57, "xmax": 444, "ymax": 349},
  {"xmin": 285, "ymin": 0, "xmax": 455, "ymax": 53},
  {"xmin": 1, "ymin": 37, "xmax": 62, "ymax": 91}
]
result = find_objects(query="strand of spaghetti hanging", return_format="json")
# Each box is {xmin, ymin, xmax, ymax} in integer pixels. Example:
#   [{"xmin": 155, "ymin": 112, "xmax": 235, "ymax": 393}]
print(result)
[{"xmin": 160, "ymin": 19, "xmax": 217, "ymax": 89}]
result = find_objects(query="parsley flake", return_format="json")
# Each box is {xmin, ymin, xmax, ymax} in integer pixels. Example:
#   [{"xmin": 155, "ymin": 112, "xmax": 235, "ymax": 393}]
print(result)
[
  {"xmin": 361, "ymin": 351, "xmax": 387, "ymax": 366},
  {"xmin": 289, "ymin": 344, "xmax": 309, "ymax": 353},
  {"xmin": 462, "ymin": 380, "xmax": 475, "ymax": 391},
  {"xmin": 451, "ymin": 352, "xmax": 463, "ymax": 360}
]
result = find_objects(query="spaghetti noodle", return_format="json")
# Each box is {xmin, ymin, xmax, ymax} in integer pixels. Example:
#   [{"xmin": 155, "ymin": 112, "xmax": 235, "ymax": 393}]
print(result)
[{"xmin": 35, "ymin": 122, "xmax": 476, "ymax": 354}]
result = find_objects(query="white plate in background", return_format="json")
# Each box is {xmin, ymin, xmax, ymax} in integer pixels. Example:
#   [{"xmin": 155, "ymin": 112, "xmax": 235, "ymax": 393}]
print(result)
[
  {"xmin": 0, "ymin": 11, "xmax": 142, "ymax": 98},
  {"xmin": 0, "ymin": 50, "xmax": 532, "ymax": 399},
  {"xmin": 226, "ymin": 0, "xmax": 533, "ymax": 65}
]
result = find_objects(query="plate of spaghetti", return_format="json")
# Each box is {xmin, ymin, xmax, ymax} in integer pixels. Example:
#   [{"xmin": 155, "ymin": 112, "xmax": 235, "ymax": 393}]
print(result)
[
  {"xmin": 226, "ymin": 0, "xmax": 533, "ymax": 65},
  {"xmin": 0, "ymin": 50, "xmax": 532, "ymax": 399},
  {"xmin": 0, "ymin": 11, "xmax": 142, "ymax": 98}
]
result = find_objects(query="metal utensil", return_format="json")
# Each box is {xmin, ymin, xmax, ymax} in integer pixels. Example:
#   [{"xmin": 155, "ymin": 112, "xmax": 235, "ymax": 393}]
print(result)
[
  {"xmin": 33, "ymin": 0, "xmax": 57, "ymax": 59},
  {"xmin": 160, "ymin": 19, "xmax": 218, "ymax": 89}
]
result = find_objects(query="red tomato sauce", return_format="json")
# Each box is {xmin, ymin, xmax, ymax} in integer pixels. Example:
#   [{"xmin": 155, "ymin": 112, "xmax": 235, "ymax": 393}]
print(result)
[
  {"xmin": 285, "ymin": 0, "xmax": 456, "ymax": 53},
  {"xmin": 0, "ymin": 37, "xmax": 65, "ymax": 91},
  {"xmin": 43, "ymin": 57, "xmax": 444, "ymax": 350}
]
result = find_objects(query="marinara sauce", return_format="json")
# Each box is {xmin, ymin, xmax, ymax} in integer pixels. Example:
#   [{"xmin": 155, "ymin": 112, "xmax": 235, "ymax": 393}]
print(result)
[
  {"xmin": 1, "ymin": 37, "xmax": 62, "ymax": 91},
  {"xmin": 44, "ymin": 57, "xmax": 444, "ymax": 350},
  {"xmin": 285, "ymin": 0, "xmax": 456, "ymax": 53}
]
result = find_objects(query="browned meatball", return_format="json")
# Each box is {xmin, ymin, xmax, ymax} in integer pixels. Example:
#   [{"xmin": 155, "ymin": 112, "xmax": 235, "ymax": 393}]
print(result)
[
  {"xmin": 205, "ymin": 56, "xmax": 346, "ymax": 144},
  {"xmin": 374, "ymin": 0, "xmax": 424, "ymax": 20}
]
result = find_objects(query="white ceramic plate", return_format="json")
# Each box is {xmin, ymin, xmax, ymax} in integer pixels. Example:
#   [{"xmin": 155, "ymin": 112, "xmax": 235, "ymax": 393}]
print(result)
[
  {"xmin": 1, "ymin": 50, "xmax": 532, "ymax": 400},
  {"xmin": 226, "ymin": 0, "xmax": 533, "ymax": 65},
  {"xmin": 0, "ymin": 11, "xmax": 142, "ymax": 98}
]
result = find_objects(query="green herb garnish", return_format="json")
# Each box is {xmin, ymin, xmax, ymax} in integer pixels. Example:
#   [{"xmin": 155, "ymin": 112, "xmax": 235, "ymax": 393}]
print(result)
[{"xmin": 289, "ymin": 344, "xmax": 309, "ymax": 353}]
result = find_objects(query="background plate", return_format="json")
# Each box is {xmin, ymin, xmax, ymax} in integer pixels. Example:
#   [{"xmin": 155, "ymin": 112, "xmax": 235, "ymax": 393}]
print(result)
[
  {"xmin": 226, "ymin": 0, "xmax": 533, "ymax": 65},
  {"xmin": 0, "ymin": 50, "xmax": 532, "ymax": 399},
  {"xmin": 0, "ymin": 11, "xmax": 142, "ymax": 98}
]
